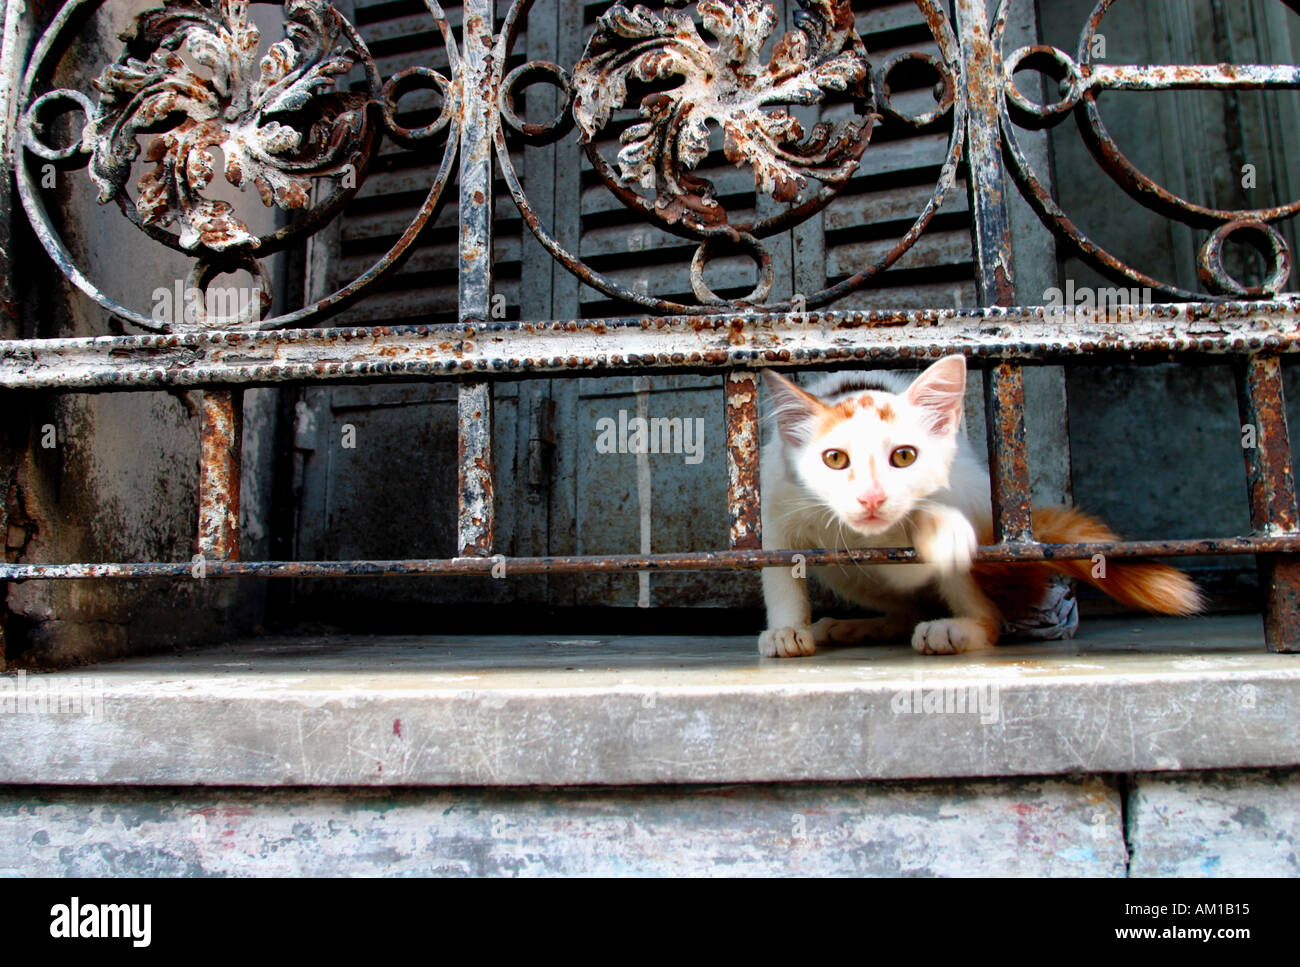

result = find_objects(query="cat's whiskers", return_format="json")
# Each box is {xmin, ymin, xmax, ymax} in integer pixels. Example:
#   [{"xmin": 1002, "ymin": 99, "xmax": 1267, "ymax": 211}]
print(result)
[
  {"xmin": 770, "ymin": 500, "xmax": 834, "ymax": 528},
  {"xmin": 837, "ymin": 517, "xmax": 881, "ymax": 578}
]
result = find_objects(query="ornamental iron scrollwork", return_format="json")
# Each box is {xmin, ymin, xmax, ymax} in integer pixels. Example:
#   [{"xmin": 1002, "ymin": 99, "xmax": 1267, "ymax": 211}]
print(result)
[
  {"xmin": 20, "ymin": 0, "xmax": 1299, "ymax": 327},
  {"xmin": 494, "ymin": 0, "xmax": 966, "ymax": 311},
  {"xmin": 15, "ymin": 0, "xmax": 462, "ymax": 332},
  {"xmin": 571, "ymin": 0, "xmax": 872, "ymax": 232},
  {"xmin": 994, "ymin": 0, "xmax": 1300, "ymax": 299}
]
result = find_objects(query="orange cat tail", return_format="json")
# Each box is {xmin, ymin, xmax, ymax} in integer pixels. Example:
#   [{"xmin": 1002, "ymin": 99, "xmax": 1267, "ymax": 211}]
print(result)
[{"xmin": 1029, "ymin": 506, "xmax": 1206, "ymax": 616}]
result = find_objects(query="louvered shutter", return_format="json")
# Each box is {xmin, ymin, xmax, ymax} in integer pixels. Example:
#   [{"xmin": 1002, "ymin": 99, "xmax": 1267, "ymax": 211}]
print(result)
[
  {"xmin": 291, "ymin": 0, "xmax": 547, "ymax": 621},
  {"xmin": 547, "ymin": 0, "xmax": 976, "ymax": 609},
  {"xmin": 291, "ymin": 0, "xmax": 979, "ymax": 619}
]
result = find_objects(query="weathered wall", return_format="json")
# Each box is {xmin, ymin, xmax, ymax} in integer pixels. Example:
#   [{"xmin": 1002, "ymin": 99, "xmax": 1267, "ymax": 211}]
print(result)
[
  {"xmin": 1, "ymin": 768, "xmax": 1295, "ymax": 876},
  {"xmin": 0, "ymin": 774, "xmax": 1131, "ymax": 877},
  {"xmin": 1, "ymin": 1, "xmax": 282, "ymax": 665},
  {"xmin": 1128, "ymin": 769, "xmax": 1300, "ymax": 876}
]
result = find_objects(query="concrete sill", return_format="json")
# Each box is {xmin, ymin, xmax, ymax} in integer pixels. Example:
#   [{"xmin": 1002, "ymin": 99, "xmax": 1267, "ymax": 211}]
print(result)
[{"xmin": 1, "ymin": 615, "xmax": 1297, "ymax": 787}]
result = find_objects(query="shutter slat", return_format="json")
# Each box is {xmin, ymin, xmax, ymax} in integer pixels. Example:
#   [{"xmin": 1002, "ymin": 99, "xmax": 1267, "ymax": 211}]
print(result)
[
  {"xmin": 359, "ymin": 9, "xmax": 464, "ymax": 45},
  {"xmin": 340, "ymin": 201, "xmax": 460, "ymax": 243},
  {"xmin": 827, "ymin": 227, "xmax": 974, "ymax": 277},
  {"xmin": 825, "ymin": 180, "xmax": 971, "ymax": 232},
  {"xmin": 859, "ymin": 3, "xmax": 930, "ymax": 35}
]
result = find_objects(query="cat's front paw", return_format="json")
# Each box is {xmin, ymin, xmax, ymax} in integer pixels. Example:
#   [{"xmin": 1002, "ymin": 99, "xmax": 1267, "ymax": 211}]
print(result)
[
  {"xmin": 758, "ymin": 626, "xmax": 816, "ymax": 658},
  {"xmin": 911, "ymin": 618, "xmax": 994, "ymax": 655},
  {"xmin": 913, "ymin": 508, "xmax": 977, "ymax": 575}
]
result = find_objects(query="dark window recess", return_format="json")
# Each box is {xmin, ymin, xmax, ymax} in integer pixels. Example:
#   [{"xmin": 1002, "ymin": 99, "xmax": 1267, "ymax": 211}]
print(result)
[{"xmin": 1, "ymin": 0, "xmax": 1297, "ymax": 653}]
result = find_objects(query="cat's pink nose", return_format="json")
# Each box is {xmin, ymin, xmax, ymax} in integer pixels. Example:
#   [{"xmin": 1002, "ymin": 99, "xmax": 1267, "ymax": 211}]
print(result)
[{"xmin": 858, "ymin": 490, "xmax": 886, "ymax": 512}]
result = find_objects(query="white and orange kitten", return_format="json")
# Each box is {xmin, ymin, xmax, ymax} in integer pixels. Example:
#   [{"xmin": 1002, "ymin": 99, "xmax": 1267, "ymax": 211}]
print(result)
[{"xmin": 759, "ymin": 355, "xmax": 1202, "ymax": 657}]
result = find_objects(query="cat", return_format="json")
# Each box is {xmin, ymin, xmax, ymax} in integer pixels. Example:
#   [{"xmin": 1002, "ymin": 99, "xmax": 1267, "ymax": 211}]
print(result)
[{"xmin": 758, "ymin": 354, "xmax": 1203, "ymax": 657}]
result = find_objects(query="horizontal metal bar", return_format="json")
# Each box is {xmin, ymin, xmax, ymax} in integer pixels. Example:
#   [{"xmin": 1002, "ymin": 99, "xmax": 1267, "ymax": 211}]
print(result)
[
  {"xmin": 1, "ymin": 300, "xmax": 1299, "ymax": 391},
  {"xmin": 2, "ymin": 536, "xmax": 1298, "ymax": 580},
  {"xmin": 1090, "ymin": 64, "xmax": 1300, "ymax": 91}
]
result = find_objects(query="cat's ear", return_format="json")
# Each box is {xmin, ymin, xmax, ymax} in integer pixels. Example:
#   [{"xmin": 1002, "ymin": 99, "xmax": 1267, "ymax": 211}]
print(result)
[
  {"xmin": 763, "ymin": 370, "xmax": 828, "ymax": 445},
  {"xmin": 905, "ymin": 355, "xmax": 966, "ymax": 435}
]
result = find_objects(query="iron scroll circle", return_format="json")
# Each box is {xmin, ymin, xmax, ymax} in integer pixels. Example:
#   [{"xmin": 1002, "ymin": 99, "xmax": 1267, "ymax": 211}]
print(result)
[
  {"xmin": 491, "ymin": 0, "xmax": 968, "ymax": 314},
  {"xmin": 994, "ymin": 0, "xmax": 1299, "ymax": 298},
  {"xmin": 13, "ymin": 0, "xmax": 462, "ymax": 333}
]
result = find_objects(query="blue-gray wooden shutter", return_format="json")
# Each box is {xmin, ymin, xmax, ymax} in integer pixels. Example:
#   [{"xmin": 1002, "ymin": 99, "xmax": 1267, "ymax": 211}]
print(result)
[{"xmin": 294, "ymin": 0, "xmax": 978, "ymax": 617}]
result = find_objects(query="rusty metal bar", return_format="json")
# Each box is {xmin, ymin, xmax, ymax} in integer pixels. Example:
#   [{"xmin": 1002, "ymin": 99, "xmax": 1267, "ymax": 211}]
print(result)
[
  {"xmin": 197, "ymin": 388, "xmax": 242, "ymax": 562},
  {"xmin": 959, "ymin": 0, "xmax": 1016, "ymax": 307},
  {"xmin": 1088, "ymin": 64, "xmax": 1300, "ymax": 91},
  {"xmin": 455, "ymin": 0, "xmax": 495, "ymax": 558},
  {"xmin": 0, "ymin": 535, "xmax": 1293, "ymax": 581},
  {"xmin": 1237, "ymin": 356, "xmax": 1299, "ymax": 533},
  {"xmin": 959, "ymin": 0, "xmax": 1034, "ymax": 543},
  {"xmin": 457, "ymin": 381, "xmax": 494, "ymax": 557},
  {"xmin": 724, "ymin": 370, "xmax": 761, "ymax": 550},
  {"xmin": 4, "ymin": 303, "xmax": 1299, "ymax": 391},
  {"xmin": 984, "ymin": 362, "xmax": 1034, "ymax": 543},
  {"xmin": 1236, "ymin": 354, "xmax": 1300, "ymax": 652}
]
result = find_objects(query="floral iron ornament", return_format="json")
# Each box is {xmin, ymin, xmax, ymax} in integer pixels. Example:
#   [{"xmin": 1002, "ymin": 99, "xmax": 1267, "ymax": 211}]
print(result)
[
  {"xmin": 495, "ymin": 0, "xmax": 962, "ymax": 311},
  {"xmin": 16, "ymin": 0, "xmax": 460, "ymax": 332},
  {"xmin": 84, "ymin": 0, "xmax": 377, "ymax": 253},
  {"xmin": 571, "ymin": 0, "xmax": 875, "ymax": 234}
]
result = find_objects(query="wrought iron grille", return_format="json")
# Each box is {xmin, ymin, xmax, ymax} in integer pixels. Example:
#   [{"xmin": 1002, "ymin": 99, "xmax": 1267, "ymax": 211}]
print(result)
[{"xmin": 1, "ymin": 0, "xmax": 1299, "ymax": 651}]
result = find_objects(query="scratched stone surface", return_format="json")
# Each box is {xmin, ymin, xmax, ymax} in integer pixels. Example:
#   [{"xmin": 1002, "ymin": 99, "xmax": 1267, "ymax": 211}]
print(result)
[
  {"xmin": 1128, "ymin": 769, "xmax": 1300, "ymax": 877},
  {"xmin": 0, "ymin": 615, "xmax": 1296, "ymax": 787},
  {"xmin": 0, "ymin": 776, "xmax": 1125, "ymax": 877}
]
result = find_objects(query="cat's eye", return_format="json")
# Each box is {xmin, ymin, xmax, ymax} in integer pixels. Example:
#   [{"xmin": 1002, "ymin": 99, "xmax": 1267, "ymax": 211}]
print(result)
[
  {"xmin": 890, "ymin": 446, "xmax": 918, "ymax": 468},
  {"xmin": 822, "ymin": 449, "xmax": 850, "ymax": 470}
]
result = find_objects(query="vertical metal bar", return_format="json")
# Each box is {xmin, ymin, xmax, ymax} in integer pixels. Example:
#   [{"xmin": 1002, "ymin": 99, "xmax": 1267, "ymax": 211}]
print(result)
[
  {"xmin": 1236, "ymin": 354, "xmax": 1300, "ymax": 652},
  {"xmin": 198, "ymin": 388, "xmax": 243, "ymax": 561},
  {"xmin": 957, "ymin": 0, "xmax": 1033, "ymax": 543},
  {"xmin": 634, "ymin": 376, "xmax": 652, "ymax": 606},
  {"xmin": 957, "ymin": 0, "xmax": 1016, "ymax": 308},
  {"xmin": 997, "ymin": 2, "xmax": 1072, "ymax": 512},
  {"xmin": 458, "ymin": 383, "xmax": 494, "ymax": 557},
  {"xmin": 983, "ymin": 363, "xmax": 1033, "ymax": 542},
  {"xmin": 725, "ymin": 370, "xmax": 761, "ymax": 550},
  {"xmin": 457, "ymin": 0, "xmax": 495, "ymax": 558}
]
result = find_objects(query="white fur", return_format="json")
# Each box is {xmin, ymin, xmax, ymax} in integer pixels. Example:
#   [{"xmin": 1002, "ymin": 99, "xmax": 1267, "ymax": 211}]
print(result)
[{"xmin": 758, "ymin": 358, "xmax": 1000, "ymax": 657}]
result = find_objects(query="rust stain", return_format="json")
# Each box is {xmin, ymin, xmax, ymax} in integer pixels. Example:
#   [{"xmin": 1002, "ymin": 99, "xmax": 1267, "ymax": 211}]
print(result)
[
  {"xmin": 725, "ymin": 370, "xmax": 762, "ymax": 550},
  {"xmin": 198, "ymin": 388, "xmax": 242, "ymax": 561}
]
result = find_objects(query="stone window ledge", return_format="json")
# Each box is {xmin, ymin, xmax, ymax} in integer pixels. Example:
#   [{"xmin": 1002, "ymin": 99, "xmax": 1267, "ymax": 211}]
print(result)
[{"xmin": 1, "ymin": 615, "xmax": 1297, "ymax": 787}]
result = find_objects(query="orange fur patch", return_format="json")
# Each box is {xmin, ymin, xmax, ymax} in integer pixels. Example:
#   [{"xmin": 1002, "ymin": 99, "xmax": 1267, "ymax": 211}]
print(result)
[
  {"xmin": 972, "ymin": 506, "xmax": 1205, "ymax": 619},
  {"xmin": 975, "ymin": 615, "xmax": 1002, "ymax": 647},
  {"xmin": 815, "ymin": 397, "xmax": 863, "ymax": 436},
  {"xmin": 813, "ymin": 394, "xmax": 899, "ymax": 436}
]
